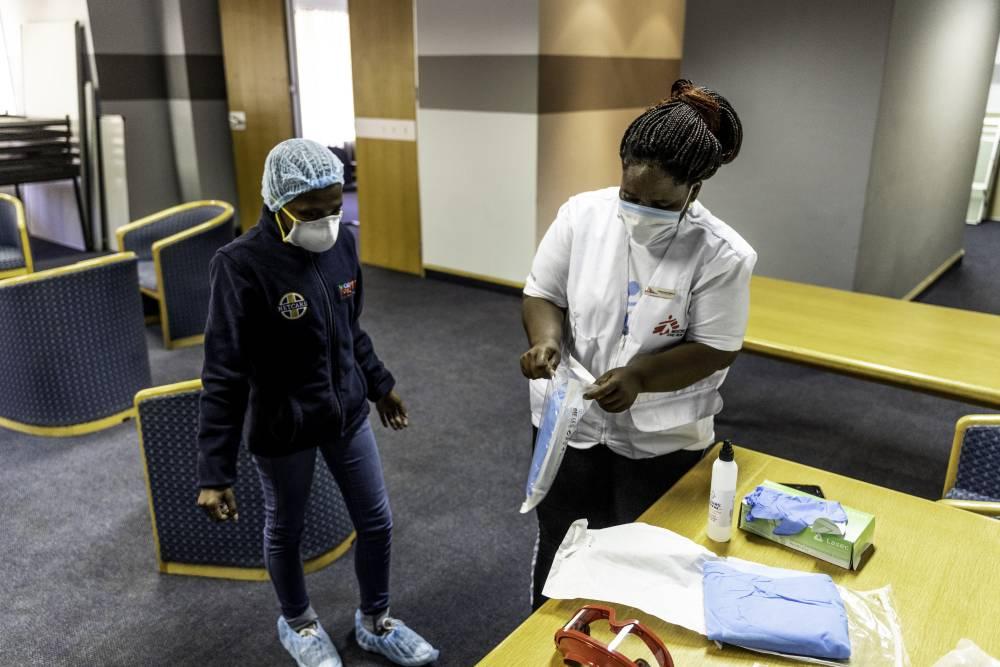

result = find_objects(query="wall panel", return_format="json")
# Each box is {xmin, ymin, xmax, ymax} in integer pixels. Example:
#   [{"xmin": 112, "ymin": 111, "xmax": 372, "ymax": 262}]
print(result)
[{"xmin": 349, "ymin": 0, "xmax": 422, "ymax": 274}]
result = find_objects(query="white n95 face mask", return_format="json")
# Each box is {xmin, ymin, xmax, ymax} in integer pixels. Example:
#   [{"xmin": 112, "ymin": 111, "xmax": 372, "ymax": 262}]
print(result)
[
  {"xmin": 618, "ymin": 189, "xmax": 693, "ymax": 246},
  {"xmin": 279, "ymin": 208, "xmax": 342, "ymax": 253}
]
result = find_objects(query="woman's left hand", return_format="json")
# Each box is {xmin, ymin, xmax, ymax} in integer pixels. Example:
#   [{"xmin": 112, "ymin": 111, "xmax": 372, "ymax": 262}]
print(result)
[
  {"xmin": 584, "ymin": 367, "xmax": 643, "ymax": 413},
  {"xmin": 376, "ymin": 390, "xmax": 409, "ymax": 430}
]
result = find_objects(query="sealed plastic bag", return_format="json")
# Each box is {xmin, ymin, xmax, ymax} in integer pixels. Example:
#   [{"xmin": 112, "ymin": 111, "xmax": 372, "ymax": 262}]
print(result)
[
  {"xmin": 932, "ymin": 639, "xmax": 1000, "ymax": 667},
  {"xmin": 521, "ymin": 357, "xmax": 595, "ymax": 513},
  {"xmin": 703, "ymin": 560, "xmax": 851, "ymax": 659},
  {"xmin": 731, "ymin": 585, "xmax": 910, "ymax": 666},
  {"xmin": 703, "ymin": 558, "xmax": 907, "ymax": 664}
]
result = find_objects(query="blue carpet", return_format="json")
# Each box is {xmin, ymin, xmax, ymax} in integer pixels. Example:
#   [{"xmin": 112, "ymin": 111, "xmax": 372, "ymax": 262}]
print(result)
[{"xmin": 916, "ymin": 220, "xmax": 1000, "ymax": 314}]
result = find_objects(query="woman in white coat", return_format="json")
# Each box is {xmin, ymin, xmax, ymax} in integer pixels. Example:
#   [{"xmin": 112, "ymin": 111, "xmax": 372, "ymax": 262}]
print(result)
[{"xmin": 520, "ymin": 79, "xmax": 756, "ymax": 609}]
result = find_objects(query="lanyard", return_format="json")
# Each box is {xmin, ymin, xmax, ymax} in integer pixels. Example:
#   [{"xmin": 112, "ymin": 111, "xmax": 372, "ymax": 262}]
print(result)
[
  {"xmin": 618, "ymin": 191, "xmax": 692, "ymax": 336},
  {"xmin": 622, "ymin": 232, "xmax": 678, "ymax": 336}
]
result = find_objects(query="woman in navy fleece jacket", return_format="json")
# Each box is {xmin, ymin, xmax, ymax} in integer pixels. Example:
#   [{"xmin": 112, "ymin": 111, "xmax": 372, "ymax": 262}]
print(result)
[{"xmin": 196, "ymin": 139, "xmax": 438, "ymax": 667}]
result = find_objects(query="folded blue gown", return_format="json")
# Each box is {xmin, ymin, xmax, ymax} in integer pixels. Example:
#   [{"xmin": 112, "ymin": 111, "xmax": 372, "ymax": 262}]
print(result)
[
  {"xmin": 525, "ymin": 381, "xmax": 567, "ymax": 497},
  {"xmin": 744, "ymin": 486, "xmax": 849, "ymax": 535},
  {"xmin": 703, "ymin": 560, "xmax": 851, "ymax": 659}
]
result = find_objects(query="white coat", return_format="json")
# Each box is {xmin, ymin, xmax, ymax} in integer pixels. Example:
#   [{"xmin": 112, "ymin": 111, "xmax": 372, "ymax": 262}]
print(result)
[{"xmin": 524, "ymin": 187, "xmax": 757, "ymax": 458}]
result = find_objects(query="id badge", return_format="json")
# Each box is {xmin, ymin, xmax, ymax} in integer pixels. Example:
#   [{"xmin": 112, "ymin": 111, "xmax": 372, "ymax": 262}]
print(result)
[{"xmin": 643, "ymin": 286, "xmax": 676, "ymax": 300}]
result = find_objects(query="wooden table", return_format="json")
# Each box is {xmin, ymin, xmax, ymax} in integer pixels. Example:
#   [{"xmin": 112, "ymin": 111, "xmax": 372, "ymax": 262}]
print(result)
[
  {"xmin": 478, "ymin": 445, "xmax": 1000, "ymax": 666},
  {"xmin": 744, "ymin": 276, "xmax": 1000, "ymax": 408}
]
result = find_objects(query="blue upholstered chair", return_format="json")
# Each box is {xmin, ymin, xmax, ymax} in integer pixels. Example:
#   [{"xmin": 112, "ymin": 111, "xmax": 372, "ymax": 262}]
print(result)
[
  {"xmin": 0, "ymin": 252, "xmax": 151, "ymax": 436},
  {"xmin": 0, "ymin": 193, "xmax": 33, "ymax": 279},
  {"xmin": 134, "ymin": 380, "xmax": 356, "ymax": 579},
  {"xmin": 116, "ymin": 201, "xmax": 234, "ymax": 349},
  {"xmin": 939, "ymin": 415, "xmax": 1000, "ymax": 518}
]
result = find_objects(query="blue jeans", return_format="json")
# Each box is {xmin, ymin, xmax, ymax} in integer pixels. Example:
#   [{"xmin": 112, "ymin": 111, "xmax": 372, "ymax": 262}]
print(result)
[{"xmin": 254, "ymin": 420, "xmax": 392, "ymax": 624}]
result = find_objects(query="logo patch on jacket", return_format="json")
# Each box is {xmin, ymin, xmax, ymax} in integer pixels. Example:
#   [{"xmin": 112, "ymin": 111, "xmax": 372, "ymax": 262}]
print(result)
[
  {"xmin": 277, "ymin": 292, "xmax": 308, "ymax": 320},
  {"xmin": 653, "ymin": 315, "xmax": 684, "ymax": 337},
  {"xmin": 338, "ymin": 280, "xmax": 356, "ymax": 299}
]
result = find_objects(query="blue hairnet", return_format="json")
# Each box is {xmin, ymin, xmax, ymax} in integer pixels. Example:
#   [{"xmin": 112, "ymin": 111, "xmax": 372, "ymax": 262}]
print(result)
[{"xmin": 261, "ymin": 138, "xmax": 345, "ymax": 212}]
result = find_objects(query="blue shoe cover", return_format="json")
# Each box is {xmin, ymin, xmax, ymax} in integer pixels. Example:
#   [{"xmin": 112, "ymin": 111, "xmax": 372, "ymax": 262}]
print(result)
[
  {"xmin": 277, "ymin": 616, "xmax": 342, "ymax": 667},
  {"xmin": 354, "ymin": 609, "xmax": 439, "ymax": 666}
]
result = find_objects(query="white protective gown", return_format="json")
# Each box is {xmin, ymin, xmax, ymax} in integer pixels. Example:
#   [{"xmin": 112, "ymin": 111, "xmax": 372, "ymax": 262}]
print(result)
[{"xmin": 524, "ymin": 187, "xmax": 757, "ymax": 459}]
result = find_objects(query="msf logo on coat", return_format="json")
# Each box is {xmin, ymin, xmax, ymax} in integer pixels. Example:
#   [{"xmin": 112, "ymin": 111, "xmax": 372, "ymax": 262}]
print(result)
[
  {"xmin": 653, "ymin": 315, "xmax": 684, "ymax": 337},
  {"xmin": 277, "ymin": 292, "xmax": 308, "ymax": 320}
]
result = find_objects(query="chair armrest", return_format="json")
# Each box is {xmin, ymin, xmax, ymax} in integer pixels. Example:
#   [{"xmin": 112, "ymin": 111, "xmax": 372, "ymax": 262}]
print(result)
[
  {"xmin": 117, "ymin": 211, "xmax": 180, "ymax": 259},
  {"xmin": 152, "ymin": 211, "xmax": 234, "ymax": 344},
  {"xmin": 152, "ymin": 209, "xmax": 233, "ymax": 254},
  {"xmin": 937, "ymin": 498, "xmax": 1000, "ymax": 517},
  {"xmin": 152, "ymin": 207, "xmax": 234, "ymax": 296},
  {"xmin": 0, "ymin": 193, "xmax": 33, "ymax": 272},
  {"xmin": 118, "ymin": 201, "xmax": 234, "ymax": 259}
]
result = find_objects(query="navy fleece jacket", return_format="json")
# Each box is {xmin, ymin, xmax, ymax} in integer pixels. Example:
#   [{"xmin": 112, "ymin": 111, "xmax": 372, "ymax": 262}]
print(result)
[{"xmin": 197, "ymin": 207, "xmax": 395, "ymax": 488}]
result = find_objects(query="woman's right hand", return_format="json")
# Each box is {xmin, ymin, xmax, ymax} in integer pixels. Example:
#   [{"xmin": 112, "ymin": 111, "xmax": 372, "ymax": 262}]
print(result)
[
  {"xmin": 197, "ymin": 487, "xmax": 239, "ymax": 522},
  {"xmin": 520, "ymin": 341, "xmax": 561, "ymax": 379}
]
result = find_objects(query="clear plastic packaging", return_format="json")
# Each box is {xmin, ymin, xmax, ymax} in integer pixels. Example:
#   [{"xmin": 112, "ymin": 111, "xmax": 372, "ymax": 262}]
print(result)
[
  {"xmin": 521, "ymin": 357, "xmax": 594, "ymax": 513},
  {"xmin": 931, "ymin": 639, "xmax": 1000, "ymax": 667},
  {"xmin": 741, "ymin": 586, "xmax": 910, "ymax": 666}
]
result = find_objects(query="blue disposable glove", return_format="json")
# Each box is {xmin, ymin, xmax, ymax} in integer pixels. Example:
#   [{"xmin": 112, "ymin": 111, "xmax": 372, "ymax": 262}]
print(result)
[
  {"xmin": 744, "ymin": 486, "xmax": 848, "ymax": 535},
  {"xmin": 703, "ymin": 560, "xmax": 851, "ymax": 660}
]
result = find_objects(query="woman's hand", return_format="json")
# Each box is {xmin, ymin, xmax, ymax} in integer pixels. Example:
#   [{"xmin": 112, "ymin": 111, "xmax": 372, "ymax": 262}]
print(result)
[
  {"xmin": 584, "ymin": 367, "xmax": 643, "ymax": 413},
  {"xmin": 376, "ymin": 390, "xmax": 409, "ymax": 430},
  {"xmin": 197, "ymin": 487, "xmax": 239, "ymax": 522},
  {"xmin": 520, "ymin": 341, "xmax": 562, "ymax": 379}
]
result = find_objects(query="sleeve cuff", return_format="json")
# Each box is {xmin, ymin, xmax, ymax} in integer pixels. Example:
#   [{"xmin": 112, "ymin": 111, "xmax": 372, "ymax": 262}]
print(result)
[
  {"xmin": 368, "ymin": 373, "xmax": 396, "ymax": 402},
  {"xmin": 197, "ymin": 452, "xmax": 237, "ymax": 489},
  {"xmin": 523, "ymin": 283, "xmax": 568, "ymax": 309},
  {"xmin": 685, "ymin": 333, "xmax": 745, "ymax": 353}
]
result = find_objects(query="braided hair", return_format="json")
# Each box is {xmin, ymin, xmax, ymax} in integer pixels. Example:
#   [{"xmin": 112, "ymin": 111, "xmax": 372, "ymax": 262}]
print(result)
[{"xmin": 620, "ymin": 79, "xmax": 742, "ymax": 184}]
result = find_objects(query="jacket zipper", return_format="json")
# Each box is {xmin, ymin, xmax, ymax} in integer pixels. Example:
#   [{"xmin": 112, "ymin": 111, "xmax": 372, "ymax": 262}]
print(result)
[{"xmin": 311, "ymin": 254, "xmax": 345, "ymax": 435}]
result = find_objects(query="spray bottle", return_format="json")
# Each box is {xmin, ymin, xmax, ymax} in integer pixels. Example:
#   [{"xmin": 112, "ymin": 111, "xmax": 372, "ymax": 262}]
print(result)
[{"xmin": 707, "ymin": 440, "xmax": 738, "ymax": 542}]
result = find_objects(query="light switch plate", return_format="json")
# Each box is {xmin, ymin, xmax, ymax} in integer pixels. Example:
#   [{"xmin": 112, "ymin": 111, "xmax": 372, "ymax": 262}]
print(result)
[
  {"xmin": 355, "ymin": 117, "xmax": 416, "ymax": 142},
  {"xmin": 228, "ymin": 111, "xmax": 247, "ymax": 131}
]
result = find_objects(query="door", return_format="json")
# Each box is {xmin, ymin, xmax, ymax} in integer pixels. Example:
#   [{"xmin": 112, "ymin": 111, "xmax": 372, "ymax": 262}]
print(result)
[
  {"xmin": 348, "ymin": 0, "xmax": 422, "ymax": 274},
  {"xmin": 218, "ymin": 0, "xmax": 294, "ymax": 232}
]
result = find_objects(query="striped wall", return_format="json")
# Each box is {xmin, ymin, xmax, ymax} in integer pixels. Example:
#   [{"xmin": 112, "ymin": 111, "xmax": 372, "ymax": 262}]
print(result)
[
  {"xmin": 537, "ymin": 0, "xmax": 684, "ymax": 243},
  {"xmin": 415, "ymin": 0, "xmax": 685, "ymax": 285},
  {"xmin": 416, "ymin": 0, "xmax": 540, "ymax": 286},
  {"xmin": 88, "ymin": 0, "xmax": 237, "ymax": 221},
  {"xmin": 418, "ymin": 109, "xmax": 539, "ymax": 285}
]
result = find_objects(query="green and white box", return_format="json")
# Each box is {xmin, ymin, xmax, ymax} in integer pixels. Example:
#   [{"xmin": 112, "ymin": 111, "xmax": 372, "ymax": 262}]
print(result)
[{"xmin": 738, "ymin": 480, "xmax": 875, "ymax": 570}]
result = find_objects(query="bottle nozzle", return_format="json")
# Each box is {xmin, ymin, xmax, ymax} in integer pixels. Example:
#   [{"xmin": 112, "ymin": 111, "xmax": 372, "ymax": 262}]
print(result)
[{"xmin": 720, "ymin": 440, "xmax": 735, "ymax": 462}]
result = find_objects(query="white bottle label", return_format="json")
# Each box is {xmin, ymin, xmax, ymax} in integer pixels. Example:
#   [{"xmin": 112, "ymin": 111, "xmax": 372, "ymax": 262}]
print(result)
[{"xmin": 709, "ymin": 489, "xmax": 735, "ymax": 528}]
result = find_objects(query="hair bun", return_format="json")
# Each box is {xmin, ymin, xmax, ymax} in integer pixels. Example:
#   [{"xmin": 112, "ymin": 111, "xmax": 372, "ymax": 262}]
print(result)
[
  {"xmin": 667, "ymin": 79, "xmax": 742, "ymax": 165},
  {"xmin": 670, "ymin": 78, "xmax": 696, "ymax": 98},
  {"xmin": 621, "ymin": 79, "xmax": 743, "ymax": 182},
  {"xmin": 668, "ymin": 79, "xmax": 721, "ymax": 135}
]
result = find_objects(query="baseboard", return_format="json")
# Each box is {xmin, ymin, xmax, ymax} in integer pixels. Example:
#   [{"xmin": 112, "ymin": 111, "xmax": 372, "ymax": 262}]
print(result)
[
  {"xmin": 902, "ymin": 249, "xmax": 965, "ymax": 301},
  {"xmin": 423, "ymin": 265, "xmax": 523, "ymax": 297}
]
